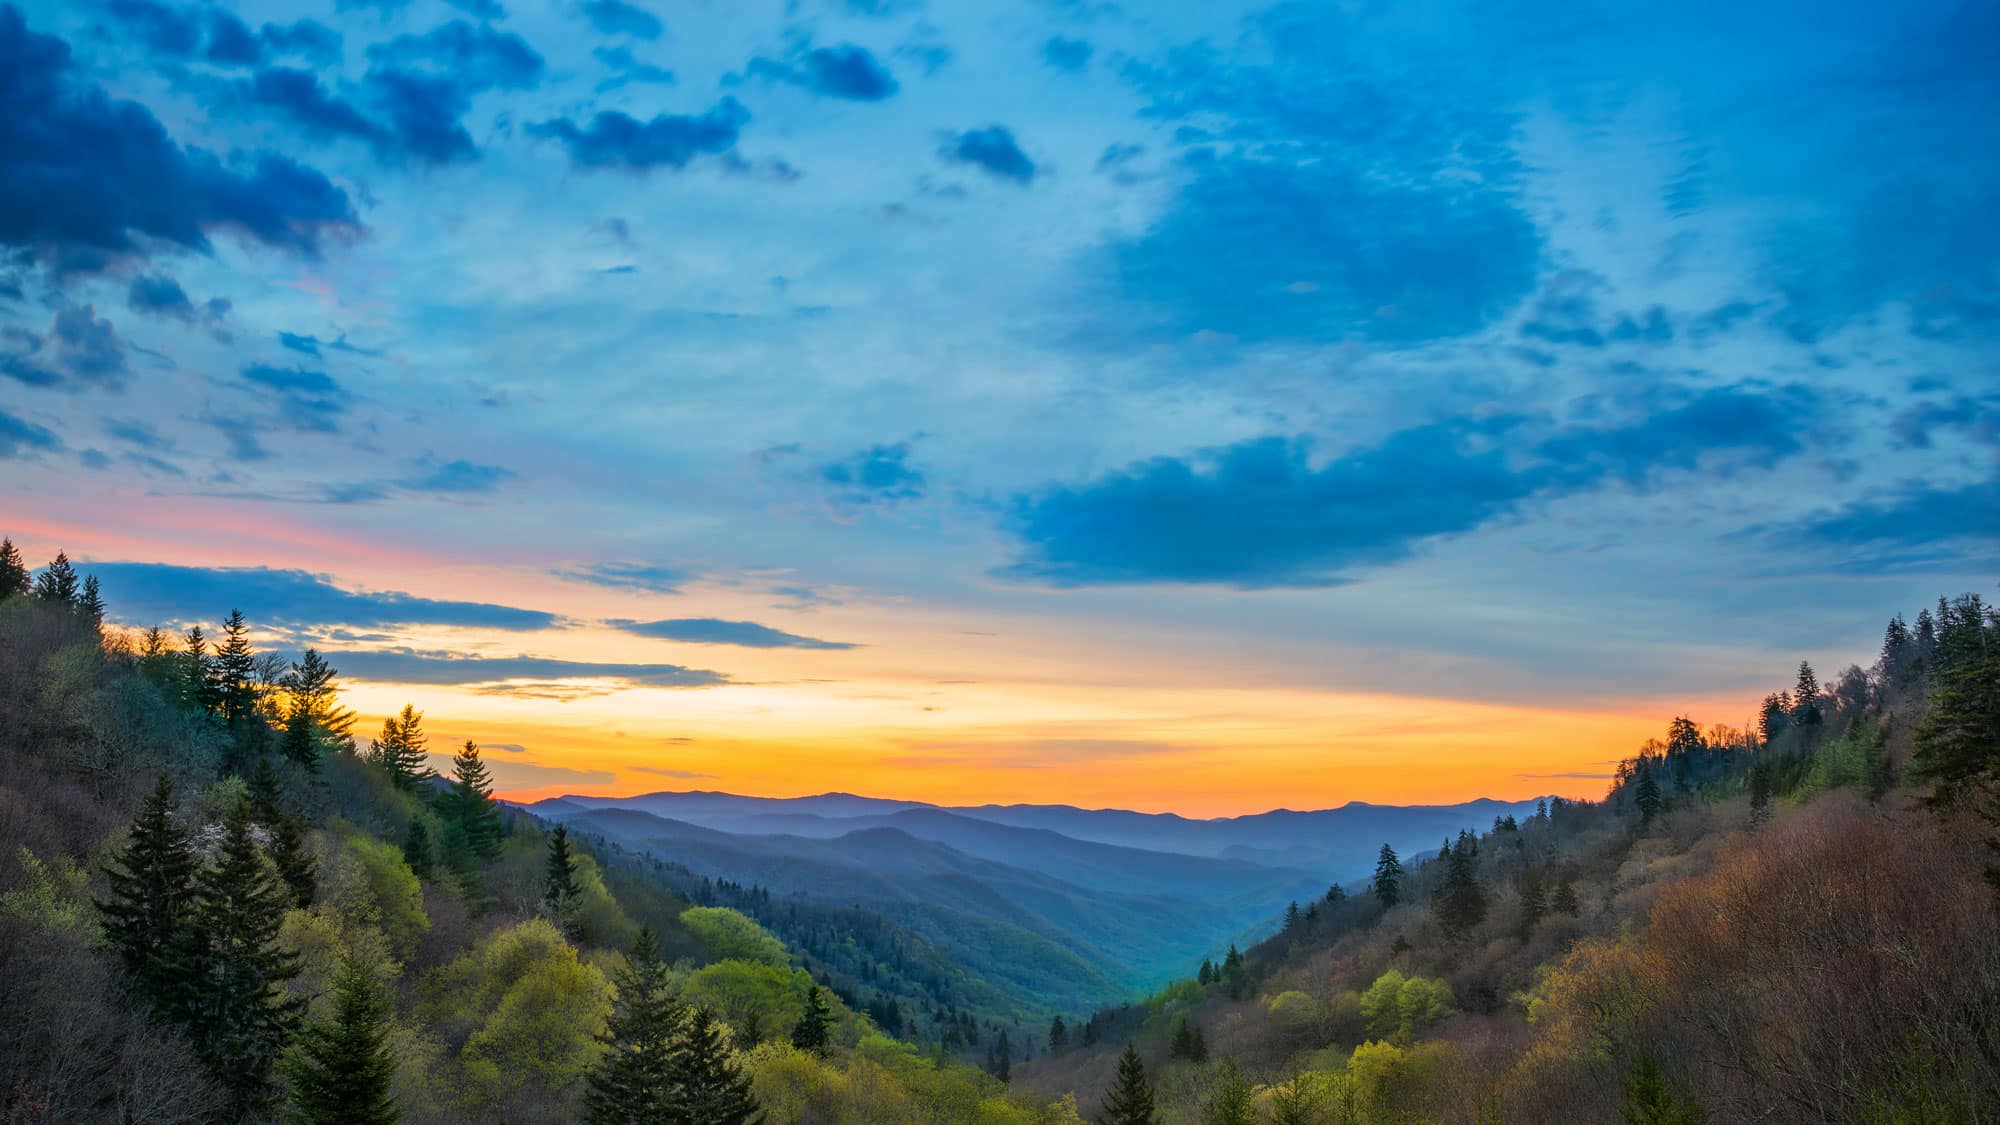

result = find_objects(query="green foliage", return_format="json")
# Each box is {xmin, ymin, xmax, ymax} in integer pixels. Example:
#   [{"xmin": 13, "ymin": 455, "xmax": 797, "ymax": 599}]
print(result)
[
  {"xmin": 436, "ymin": 741, "xmax": 505, "ymax": 859},
  {"xmin": 683, "ymin": 905, "xmax": 791, "ymax": 967},
  {"xmin": 283, "ymin": 956, "xmax": 400, "ymax": 1125},
  {"xmin": 2, "ymin": 845, "xmax": 93, "ymax": 938},
  {"xmin": 322, "ymin": 828, "xmax": 430, "ymax": 960},
  {"xmin": 0, "ymin": 537, "xmax": 29, "ymax": 599},
  {"xmin": 674, "ymin": 1006, "xmax": 764, "ymax": 1124},
  {"xmin": 792, "ymin": 983, "xmax": 833, "ymax": 1055},
  {"xmin": 1096, "ymin": 1044, "xmax": 1156, "ymax": 1125},
  {"xmin": 1372, "ymin": 844, "xmax": 1402, "ymax": 908},
  {"xmin": 586, "ymin": 926, "xmax": 682, "ymax": 1124},
  {"xmin": 1358, "ymin": 969, "xmax": 1455, "ymax": 1040},
  {"xmin": 1621, "ymin": 1055, "xmax": 1703, "ymax": 1124},
  {"xmin": 1199, "ymin": 1057, "xmax": 1254, "ymax": 1125},
  {"xmin": 96, "ymin": 773, "xmax": 198, "ymax": 1005},
  {"xmin": 540, "ymin": 823, "xmax": 583, "ymax": 937},
  {"xmin": 401, "ymin": 817, "xmax": 434, "ymax": 882},
  {"xmin": 368, "ymin": 705, "xmax": 433, "ymax": 792},
  {"xmin": 429, "ymin": 919, "xmax": 614, "ymax": 1112}
]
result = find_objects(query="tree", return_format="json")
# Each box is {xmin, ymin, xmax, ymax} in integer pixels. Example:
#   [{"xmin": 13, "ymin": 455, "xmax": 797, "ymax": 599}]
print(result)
[
  {"xmin": 284, "ymin": 650, "xmax": 356, "ymax": 758},
  {"xmin": 368, "ymin": 705, "xmax": 433, "ymax": 791},
  {"xmin": 1634, "ymin": 764, "xmax": 1664, "ymax": 826},
  {"xmin": 438, "ymin": 741, "xmax": 505, "ymax": 859},
  {"xmin": 791, "ymin": 983, "xmax": 833, "ymax": 1055},
  {"xmin": 401, "ymin": 817, "xmax": 434, "ymax": 882},
  {"xmin": 1517, "ymin": 867, "xmax": 1547, "ymax": 938},
  {"xmin": 673, "ymin": 1006, "xmax": 763, "ymax": 1124},
  {"xmin": 1325, "ymin": 882, "xmax": 1346, "ymax": 905},
  {"xmin": 1220, "ymin": 944, "xmax": 1247, "ymax": 1000},
  {"xmin": 1096, "ymin": 1044, "xmax": 1157, "ymax": 1125},
  {"xmin": 0, "ymin": 537, "xmax": 29, "ymax": 599},
  {"xmin": 97, "ymin": 774, "xmax": 198, "ymax": 1010},
  {"xmin": 78, "ymin": 574, "xmax": 104, "ymax": 630},
  {"xmin": 1792, "ymin": 661, "xmax": 1823, "ymax": 733},
  {"xmin": 214, "ymin": 609, "xmax": 258, "ymax": 726},
  {"xmin": 281, "ymin": 704, "xmax": 320, "ymax": 771},
  {"xmin": 249, "ymin": 759, "xmax": 316, "ymax": 909},
  {"xmin": 1283, "ymin": 900, "xmax": 1301, "ymax": 932},
  {"xmin": 1048, "ymin": 1014, "xmax": 1068, "ymax": 1051},
  {"xmin": 1373, "ymin": 843, "xmax": 1403, "ymax": 908},
  {"xmin": 182, "ymin": 626, "xmax": 217, "ymax": 714},
  {"xmin": 1882, "ymin": 614, "xmax": 1914, "ymax": 683},
  {"xmin": 170, "ymin": 800, "xmax": 304, "ymax": 1119},
  {"xmin": 1550, "ymin": 879, "xmax": 1579, "ymax": 916},
  {"xmin": 1747, "ymin": 759, "xmax": 1772, "ymax": 825},
  {"xmin": 540, "ymin": 824, "xmax": 582, "ymax": 936},
  {"xmin": 586, "ymin": 927, "xmax": 683, "ymax": 1124},
  {"xmin": 1197, "ymin": 958, "xmax": 1214, "ymax": 986},
  {"xmin": 1200, "ymin": 1057, "xmax": 1255, "ymax": 1125},
  {"xmin": 1434, "ymin": 838, "xmax": 1487, "ymax": 941},
  {"xmin": 282, "ymin": 956, "xmax": 399, "ymax": 1125},
  {"xmin": 1622, "ymin": 1055, "xmax": 1703, "ymax": 1124},
  {"xmin": 1169, "ymin": 1014, "xmax": 1207, "ymax": 1063},
  {"xmin": 33, "ymin": 549, "xmax": 79, "ymax": 605}
]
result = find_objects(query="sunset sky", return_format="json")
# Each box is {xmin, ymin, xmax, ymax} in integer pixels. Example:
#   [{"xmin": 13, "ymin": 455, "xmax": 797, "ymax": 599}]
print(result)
[{"xmin": 4, "ymin": 0, "xmax": 1994, "ymax": 815}]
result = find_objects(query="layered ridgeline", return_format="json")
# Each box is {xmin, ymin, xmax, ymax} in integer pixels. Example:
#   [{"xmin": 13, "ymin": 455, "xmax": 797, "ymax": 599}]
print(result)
[
  {"xmin": 1011, "ymin": 592, "xmax": 2000, "ymax": 1123},
  {"xmin": 528, "ymin": 792, "xmax": 1542, "ymax": 1017}
]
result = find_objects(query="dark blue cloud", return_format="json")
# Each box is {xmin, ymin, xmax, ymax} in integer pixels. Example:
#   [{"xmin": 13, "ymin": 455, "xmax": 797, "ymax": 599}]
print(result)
[
  {"xmin": 528, "ymin": 100, "xmax": 748, "ymax": 172},
  {"xmin": 106, "ymin": 0, "xmax": 199, "ymax": 57},
  {"xmin": 582, "ymin": 0, "xmax": 663, "ymax": 40},
  {"xmin": 82, "ymin": 562, "xmax": 562, "ymax": 630},
  {"xmin": 608, "ymin": 617, "xmax": 858, "ymax": 650},
  {"xmin": 1535, "ymin": 384, "xmax": 1819, "ymax": 485},
  {"xmin": 240, "ymin": 362, "xmax": 349, "ymax": 431},
  {"xmin": 1890, "ymin": 394, "xmax": 2000, "ymax": 450},
  {"xmin": 938, "ymin": 126, "xmax": 1036, "ymax": 183},
  {"xmin": 0, "ymin": 5, "xmax": 360, "ymax": 277},
  {"xmin": 0, "ymin": 408, "xmax": 62, "ymax": 459},
  {"xmin": 1775, "ymin": 473, "xmax": 2000, "ymax": 550},
  {"xmin": 104, "ymin": 0, "xmax": 339, "ymax": 67},
  {"xmin": 1042, "ymin": 36, "xmax": 1092, "ymax": 72},
  {"xmin": 364, "ymin": 21, "xmax": 543, "ymax": 91},
  {"xmin": 818, "ymin": 441, "xmax": 926, "ymax": 503},
  {"xmin": 557, "ymin": 561, "xmax": 694, "ymax": 594},
  {"xmin": 278, "ymin": 330, "xmax": 321, "ymax": 357},
  {"xmin": 749, "ymin": 44, "xmax": 899, "ymax": 101},
  {"xmin": 592, "ymin": 44, "xmax": 673, "ymax": 91},
  {"xmin": 104, "ymin": 418, "xmax": 172, "ymax": 451},
  {"xmin": 395, "ymin": 458, "xmax": 515, "ymax": 493},
  {"xmin": 1, "ymin": 304, "xmax": 131, "ymax": 390},
  {"xmin": 127, "ymin": 273, "xmax": 228, "ymax": 322},
  {"xmin": 323, "ymin": 648, "xmax": 727, "ymax": 689},
  {"xmin": 258, "ymin": 19, "xmax": 341, "ymax": 67}
]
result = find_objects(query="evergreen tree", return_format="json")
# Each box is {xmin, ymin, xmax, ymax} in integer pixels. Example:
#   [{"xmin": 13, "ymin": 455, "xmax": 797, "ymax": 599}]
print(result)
[
  {"xmin": 438, "ymin": 741, "xmax": 505, "ymax": 859},
  {"xmin": 673, "ymin": 1006, "xmax": 763, "ymax": 1124},
  {"xmin": 0, "ymin": 537, "xmax": 29, "ymax": 599},
  {"xmin": 183, "ymin": 625, "xmax": 217, "ymax": 714},
  {"xmin": 1882, "ymin": 614, "xmax": 1914, "ymax": 683},
  {"xmin": 1550, "ymin": 879, "xmax": 1580, "ymax": 916},
  {"xmin": 1325, "ymin": 883, "xmax": 1346, "ymax": 904},
  {"xmin": 1197, "ymin": 958, "xmax": 1214, "ymax": 986},
  {"xmin": 1096, "ymin": 1045, "xmax": 1157, "ymax": 1125},
  {"xmin": 1373, "ymin": 843, "xmax": 1403, "ymax": 908},
  {"xmin": 540, "ymin": 824, "xmax": 583, "ymax": 936},
  {"xmin": 586, "ymin": 927, "xmax": 684, "ymax": 1125},
  {"xmin": 1792, "ymin": 661, "xmax": 1823, "ymax": 732},
  {"xmin": 78, "ymin": 574, "xmax": 104, "ymax": 630},
  {"xmin": 170, "ymin": 800, "xmax": 305, "ymax": 1119},
  {"xmin": 1517, "ymin": 867, "xmax": 1547, "ymax": 938},
  {"xmin": 250, "ymin": 758, "xmax": 317, "ymax": 909},
  {"xmin": 1283, "ymin": 900, "xmax": 1301, "ymax": 932},
  {"xmin": 1220, "ymin": 944, "xmax": 1247, "ymax": 1000},
  {"xmin": 281, "ymin": 703, "xmax": 320, "ymax": 771},
  {"xmin": 1622, "ymin": 1055, "xmax": 1704, "ymax": 1124},
  {"xmin": 989, "ymin": 1028, "xmax": 1012, "ymax": 1081},
  {"xmin": 791, "ymin": 984, "xmax": 833, "ymax": 1055},
  {"xmin": 369, "ymin": 705, "xmax": 433, "ymax": 791},
  {"xmin": 401, "ymin": 817, "xmax": 434, "ymax": 881},
  {"xmin": 282, "ymin": 956, "xmax": 399, "ymax": 1125},
  {"xmin": 1747, "ymin": 760, "xmax": 1772, "ymax": 825},
  {"xmin": 97, "ymin": 774, "xmax": 198, "ymax": 1010},
  {"xmin": 214, "ymin": 609, "xmax": 258, "ymax": 725},
  {"xmin": 1200, "ymin": 1057, "xmax": 1255, "ymax": 1125},
  {"xmin": 1435, "ymin": 837, "xmax": 1488, "ymax": 941},
  {"xmin": 1635, "ymin": 764, "xmax": 1664, "ymax": 826},
  {"xmin": 1169, "ymin": 1014, "xmax": 1207, "ymax": 1063},
  {"xmin": 1048, "ymin": 1014, "xmax": 1068, "ymax": 1051},
  {"xmin": 33, "ymin": 549, "xmax": 79, "ymax": 605},
  {"xmin": 284, "ymin": 649, "xmax": 356, "ymax": 756}
]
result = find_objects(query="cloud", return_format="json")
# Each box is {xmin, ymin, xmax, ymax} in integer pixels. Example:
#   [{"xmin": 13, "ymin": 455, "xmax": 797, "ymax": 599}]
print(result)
[
  {"xmin": 480, "ymin": 743, "xmax": 528, "ymax": 754},
  {"xmin": 394, "ymin": 458, "xmax": 515, "ymax": 494},
  {"xmin": 938, "ymin": 126, "xmax": 1036, "ymax": 183},
  {"xmin": 0, "ymin": 408, "xmax": 63, "ymax": 459},
  {"xmin": 2, "ymin": 304, "xmax": 132, "ymax": 390},
  {"xmin": 104, "ymin": 0, "xmax": 341, "ymax": 68},
  {"xmin": 608, "ymin": 617, "xmax": 858, "ymax": 650},
  {"xmin": 105, "ymin": 418, "xmax": 173, "ymax": 452},
  {"xmin": 581, "ymin": 0, "xmax": 662, "ymax": 40},
  {"xmin": 557, "ymin": 561, "xmax": 693, "ymax": 594},
  {"xmin": 0, "ymin": 6, "xmax": 358, "ymax": 277},
  {"xmin": 528, "ymin": 100, "xmax": 749, "ymax": 172},
  {"xmin": 592, "ymin": 44, "xmax": 673, "ymax": 91},
  {"xmin": 1042, "ymin": 36, "xmax": 1091, "ymax": 72},
  {"xmin": 1535, "ymin": 384, "xmax": 1819, "ymax": 485},
  {"xmin": 128, "ymin": 274, "xmax": 228, "ymax": 322},
  {"xmin": 327, "ymin": 647, "xmax": 728, "ymax": 688},
  {"xmin": 363, "ymin": 22, "xmax": 544, "ymax": 91},
  {"xmin": 278, "ymin": 331, "xmax": 321, "ymax": 357},
  {"xmin": 240, "ymin": 362, "xmax": 349, "ymax": 431},
  {"xmin": 629, "ymin": 765, "xmax": 716, "ymax": 779},
  {"xmin": 81, "ymin": 562, "xmax": 562, "ymax": 630},
  {"xmin": 818, "ymin": 441, "xmax": 925, "ymax": 503},
  {"xmin": 1774, "ymin": 474, "xmax": 2000, "ymax": 550},
  {"xmin": 748, "ymin": 44, "xmax": 899, "ymax": 101},
  {"xmin": 429, "ymin": 754, "xmax": 617, "ymax": 789}
]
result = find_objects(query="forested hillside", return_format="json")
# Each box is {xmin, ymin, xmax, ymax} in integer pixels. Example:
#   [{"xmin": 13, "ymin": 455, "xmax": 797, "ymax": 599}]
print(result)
[
  {"xmin": 1016, "ymin": 591, "xmax": 2000, "ymax": 1123},
  {"xmin": 0, "ymin": 541, "xmax": 1088, "ymax": 1124}
]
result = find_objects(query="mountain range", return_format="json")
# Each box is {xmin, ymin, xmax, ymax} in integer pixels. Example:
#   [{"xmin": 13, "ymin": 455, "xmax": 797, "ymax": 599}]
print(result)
[{"xmin": 527, "ymin": 790, "xmax": 1543, "ymax": 1014}]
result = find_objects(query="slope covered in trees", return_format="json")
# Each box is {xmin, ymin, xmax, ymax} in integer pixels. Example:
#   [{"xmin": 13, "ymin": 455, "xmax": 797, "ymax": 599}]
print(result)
[
  {"xmin": 0, "ymin": 540, "xmax": 1088, "ymax": 1123},
  {"xmin": 1015, "ymin": 591, "xmax": 2000, "ymax": 1122}
]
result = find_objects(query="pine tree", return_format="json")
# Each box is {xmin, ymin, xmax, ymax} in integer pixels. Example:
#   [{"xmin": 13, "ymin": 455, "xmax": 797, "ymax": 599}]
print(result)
[
  {"xmin": 33, "ymin": 550, "xmax": 79, "ymax": 605},
  {"xmin": 1882, "ymin": 614, "xmax": 1914, "ymax": 683},
  {"xmin": 1517, "ymin": 867, "xmax": 1547, "ymax": 938},
  {"xmin": 1792, "ymin": 661, "xmax": 1823, "ymax": 732},
  {"xmin": 1169, "ymin": 1014, "xmax": 1207, "ymax": 1062},
  {"xmin": 1635, "ymin": 765, "xmax": 1664, "ymax": 826},
  {"xmin": 1324, "ymin": 883, "xmax": 1346, "ymax": 905},
  {"xmin": 1048, "ymin": 1014, "xmax": 1068, "ymax": 1051},
  {"xmin": 281, "ymin": 703, "xmax": 320, "ymax": 771},
  {"xmin": 183, "ymin": 625, "xmax": 217, "ymax": 714},
  {"xmin": 97, "ymin": 774, "xmax": 198, "ymax": 1010},
  {"xmin": 438, "ymin": 741, "xmax": 505, "ymax": 859},
  {"xmin": 1283, "ymin": 901, "xmax": 1301, "ymax": 932},
  {"xmin": 1220, "ymin": 944, "xmax": 1246, "ymax": 1000},
  {"xmin": 438, "ymin": 817, "xmax": 495, "ymax": 914},
  {"xmin": 1550, "ymin": 879, "xmax": 1580, "ymax": 916},
  {"xmin": 284, "ymin": 649, "xmax": 356, "ymax": 757},
  {"xmin": 1435, "ymin": 837, "xmax": 1488, "ymax": 941},
  {"xmin": 586, "ymin": 927, "xmax": 684, "ymax": 1124},
  {"xmin": 1622, "ymin": 1055, "xmax": 1703, "ymax": 1124},
  {"xmin": 0, "ymin": 537, "xmax": 29, "ymax": 599},
  {"xmin": 1197, "ymin": 958, "xmax": 1214, "ymax": 986},
  {"xmin": 540, "ymin": 824, "xmax": 582, "ymax": 936},
  {"xmin": 171, "ymin": 800, "xmax": 305, "ymax": 1119},
  {"xmin": 1200, "ymin": 1057, "xmax": 1255, "ymax": 1125},
  {"xmin": 214, "ymin": 609, "xmax": 258, "ymax": 725},
  {"xmin": 369, "ymin": 705, "xmax": 433, "ymax": 791},
  {"xmin": 1097, "ymin": 1044, "xmax": 1157, "ymax": 1125},
  {"xmin": 282, "ymin": 956, "xmax": 399, "ymax": 1125},
  {"xmin": 990, "ymin": 1028, "xmax": 1012, "ymax": 1081},
  {"xmin": 250, "ymin": 758, "xmax": 316, "ymax": 909},
  {"xmin": 1913, "ymin": 647, "xmax": 2000, "ymax": 806},
  {"xmin": 78, "ymin": 574, "xmax": 104, "ymax": 630},
  {"xmin": 673, "ymin": 1006, "xmax": 763, "ymax": 1124},
  {"xmin": 1373, "ymin": 843, "xmax": 1403, "ymax": 908},
  {"xmin": 791, "ymin": 983, "xmax": 833, "ymax": 1055},
  {"xmin": 402, "ymin": 817, "xmax": 435, "ymax": 881}
]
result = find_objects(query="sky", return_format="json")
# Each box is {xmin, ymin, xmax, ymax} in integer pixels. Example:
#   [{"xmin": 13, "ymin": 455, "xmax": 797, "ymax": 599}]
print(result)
[{"xmin": 2, "ymin": 0, "xmax": 1995, "ymax": 815}]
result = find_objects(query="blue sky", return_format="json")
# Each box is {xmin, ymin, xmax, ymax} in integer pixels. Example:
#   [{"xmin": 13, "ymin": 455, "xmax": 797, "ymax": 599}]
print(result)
[{"xmin": 1, "ymin": 0, "xmax": 1995, "ymax": 809}]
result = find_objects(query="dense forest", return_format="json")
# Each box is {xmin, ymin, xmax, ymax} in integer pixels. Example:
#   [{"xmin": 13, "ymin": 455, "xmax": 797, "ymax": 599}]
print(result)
[{"xmin": 1, "ymin": 535, "xmax": 1995, "ymax": 1122}]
